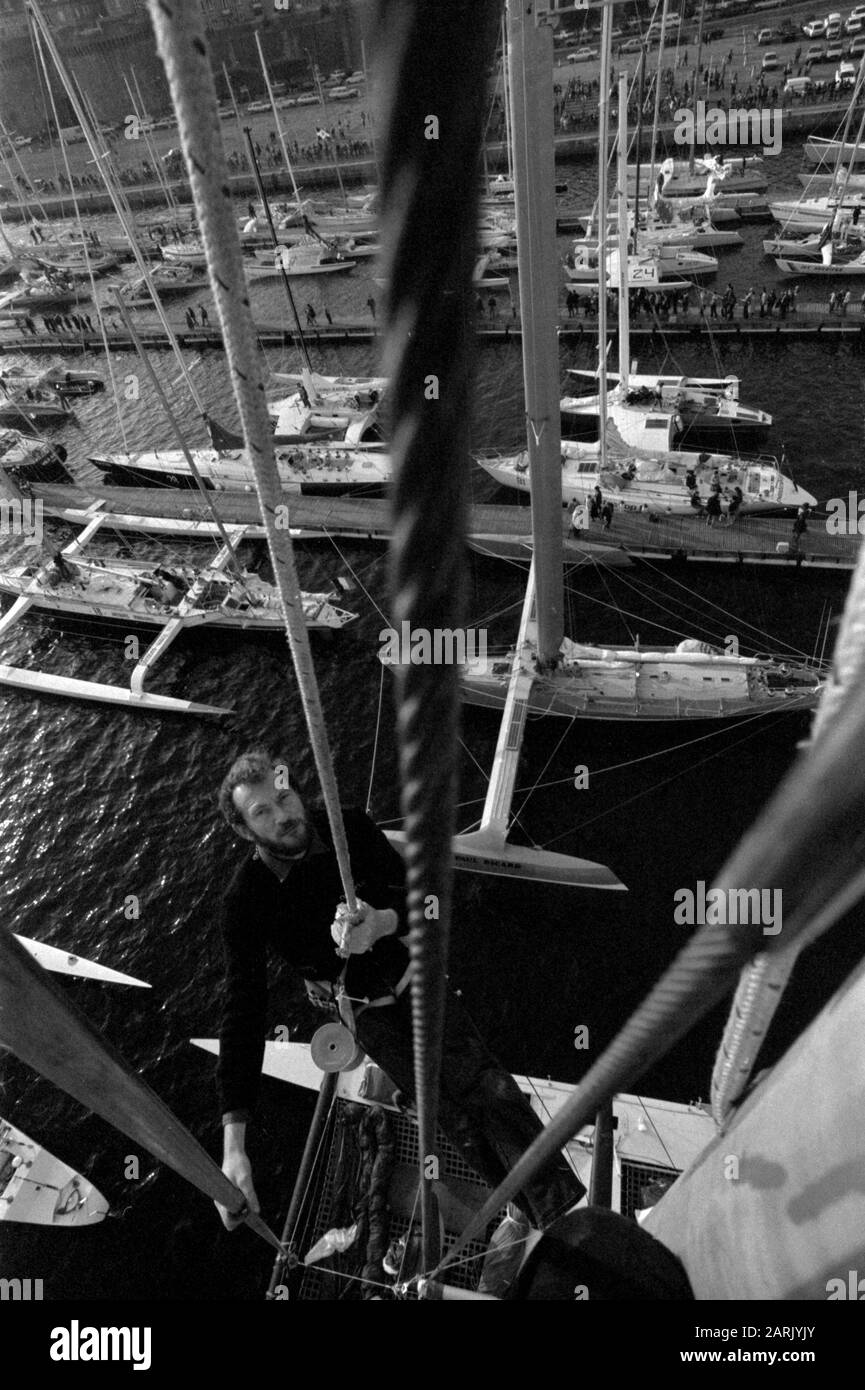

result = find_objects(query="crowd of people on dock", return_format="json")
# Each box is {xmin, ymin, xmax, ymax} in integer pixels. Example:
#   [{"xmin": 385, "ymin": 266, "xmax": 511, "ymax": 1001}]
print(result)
[
  {"xmin": 560, "ymin": 283, "xmax": 865, "ymax": 323},
  {"xmin": 547, "ymin": 54, "xmax": 853, "ymax": 138}
]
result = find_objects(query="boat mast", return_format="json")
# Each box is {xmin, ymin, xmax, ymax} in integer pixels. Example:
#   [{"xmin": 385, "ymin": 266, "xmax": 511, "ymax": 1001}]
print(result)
[
  {"xmin": 832, "ymin": 101, "xmax": 865, "ymax": 236},
  {"xmin": 616, "ymin": 72, "xmax": 630, "ymax": 393},
  {"xmin": 244, "ymin": 130, "xmax": 316, "ymax": 369},
  {"xmin": 501, "ymin": 12, "xmax": 514, "ymax": 185},
  {"xmin": 27, "ymin": 0, "xmax": 208, "ymax": 421},
  {"xmin": 632, "ymin": 44, "xmax": 646, "ymax": 254},
  {"xmin": 647, "ymin": 0, "xmax": 669, "ymax": 199},
  {"xmin": 222, "ymin": 62, "xmax": 246, "ymax": 156},
  {"xmin": 688, "ymin": 0, "xmax": 706, "ymax": 177},
  {"xmin": 254, "ymin": 30, "xmax": 303, "ymax": 213},
  {"xmin": 507, "ymin": 0, "xmax": 562, "ymax": 659},
  {"xmin": 597, "ymin": 1, "xmax": 614, "ymax": 479}
]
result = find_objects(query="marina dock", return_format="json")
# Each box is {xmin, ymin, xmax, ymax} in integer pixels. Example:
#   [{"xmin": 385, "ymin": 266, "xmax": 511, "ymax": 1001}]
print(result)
[
  {"xmin": 3, "ymin": 302, "xmax": 865, "ymax": 358},
  {"xmin": 13, "ymin": 480, "xmax": 859, "ymax": 571}
]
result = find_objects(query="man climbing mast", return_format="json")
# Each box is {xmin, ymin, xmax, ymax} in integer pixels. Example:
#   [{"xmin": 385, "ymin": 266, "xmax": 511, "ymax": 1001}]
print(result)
[{"xmin": 214, "ymin": 748, "xmax": 585, "ymax": 1234}]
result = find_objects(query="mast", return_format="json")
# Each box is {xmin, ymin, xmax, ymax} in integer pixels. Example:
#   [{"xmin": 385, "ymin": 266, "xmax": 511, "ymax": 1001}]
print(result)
[
  {"xmin": 222, "ymin": 62, "xmax": 246, "ymax": 156},
  {"xmin": 648, "ymin": 0, "xmax": 669, "ymax": 199},
  {"xmin": 616, "ymin": 72, "xmax": 630, "ymax": 392},
  {"xmin": 597, "ymin": 1, "xmax": 614, "ymax": 479},
  {"xmin": 307, "ymin": 52, "xmax": 346, "ymax": 204},
  {"xmin": 27, "ymin": 0, "xmax": 207, "ymax": 421},
  {"xmin": 254, "ymin": 30, "xmax": 303, "ymax": 212},
  {"xmin": 243, "ymin": 127, "xmax": 317, "ymax": 387},
  {"xmin": 689, "ymin": 0, "xmax": 706, "ymax": 176},
  {"xmin": 633, "ymin": 44, "xmax": 646, "ymax": 254},
  {"xmin": 359, "ymin": 36, "xmax": 380, "ymax": 187},
  {"xmin": 501, "ymin": 12, "xmax": 513, "ymax": 184},
  {"xmin": 507, "ymin": 0, "xmax": 562, "ymax": 660}
]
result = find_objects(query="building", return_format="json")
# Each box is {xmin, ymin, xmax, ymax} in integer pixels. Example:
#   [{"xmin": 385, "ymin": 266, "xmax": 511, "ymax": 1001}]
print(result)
[{"xmin": 0, "ymin": 0, "xmax": 371, "ymax": 139}]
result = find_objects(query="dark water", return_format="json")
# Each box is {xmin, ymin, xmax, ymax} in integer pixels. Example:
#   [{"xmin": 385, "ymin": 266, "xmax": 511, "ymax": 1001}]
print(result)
[{"xmin": 1, "ymin": 139, "xmax": 864, "ymax": 1300}]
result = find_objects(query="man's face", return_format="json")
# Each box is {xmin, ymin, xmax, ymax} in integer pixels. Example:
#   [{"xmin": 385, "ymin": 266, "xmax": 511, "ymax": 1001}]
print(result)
[{"xmin": 232, "ymin": 774, "xmax": 310, "ymax": 859}]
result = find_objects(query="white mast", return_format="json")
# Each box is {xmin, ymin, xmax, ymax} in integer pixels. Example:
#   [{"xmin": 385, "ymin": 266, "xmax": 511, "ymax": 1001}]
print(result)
[
  {"xmin": 501, "ymin": 12, "xmax": 514, "ymax": 185},
  {"xmin": 507, "ymin": 0, "xmax": 562, "ymax": 658},
  {"xmin": 597, "ymin": 1, "xmax": 614, "ymax": 478},
  {"xmin": 616, "ymin": 71, "xmax": 630, "ymax": 393},
  {"xmin": 254, "ymin": 31, "xmax": 303, "ymax": 213},
  {"xmin": 648, "ymin": 0, "xmax": 670, "ymax": 200}
]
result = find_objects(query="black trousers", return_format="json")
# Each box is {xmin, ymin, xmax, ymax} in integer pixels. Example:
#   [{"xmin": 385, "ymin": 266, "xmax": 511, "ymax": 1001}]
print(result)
[{"xmin": 353, "ymin": 990, "xmax": 585, "ymax": 1230}]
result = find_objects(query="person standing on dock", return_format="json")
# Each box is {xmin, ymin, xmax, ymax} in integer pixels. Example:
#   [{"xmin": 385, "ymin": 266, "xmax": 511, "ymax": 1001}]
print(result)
[
  {"xmin": 185, "ymin": 307, "xmax": 196, "ymax": 330},
  {"xmin": 212, "ymin": 751, "xmax": 585, "ymax": 1236},
  {"xmin": 366, "ymin": 296, "xmax": 376, "ymax": 320},
  {"xmin": 791, "ymin": 505, "xmax": 809, "ymax": 550},
  {"xmin": 601, "ymin": 500, "xmax": 614, "ymax": 531},
  {"xmin": 742, "ymin": 288, "xmax": 754, "ymax": 320},
  {"xmin": 828, "ymin": 291, "xmax": 837, "ymax": 315},
  {"xmin": 199, "ymin": 305, "xmax": 209, "ymax": 328},
  {"xmin": 705, "ymin": 491, "xmax": 722, "ymax": 528},
  {"xmin": 841, "ymin": 290, "xmax": 851, "ymax": 316},
  {"xmin": 324, "ymin": 307, "xmax": 332, "ymax": 326},
  {"xmin": 305, "ymin": 303, "xmax": 317, "ymax": 327}
]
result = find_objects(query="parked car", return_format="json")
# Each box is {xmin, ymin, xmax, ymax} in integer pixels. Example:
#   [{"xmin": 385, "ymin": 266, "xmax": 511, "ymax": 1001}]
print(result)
[
  {"xmin": 805, "ymin": 43, "xmax": 827, "ymax": 62},
  {"xmin": 757, "ymin": 28, "xmax": 774, "ymax": 44},
  {"xmin": 567, "ymin": 46, "xmax": 599, "ymax": 62},
  {"xmin": 846, "ymin": 16, "xmax": 865, "ymax": 35},
  {"xmin": 826, "ymin": 23, "xmax": 843, "ymax": 41},
  {"xmin": 619, "ymin": 37, "xmax": 644, "ymax": 53},
  {"xmin": 836, "ymin": 60, "xmax": 857, "ymax": 85},
  {"xmin": 784, "ymin": 75, "xmax": 815, "ymax": 96},
  {"xmin": 762, "ymin": 49, "xmax": 781, "ymax": 71},
  {"xmin": 826, "ymin": 40, "xmax": 845, "ymax": 58},
  {"xmin": 802, "ymin": 19, "xmax": 828, "ymax": 38},
  {"xmin": 851, "ymin": 33, "xmax": 865, "ymax": 54}
]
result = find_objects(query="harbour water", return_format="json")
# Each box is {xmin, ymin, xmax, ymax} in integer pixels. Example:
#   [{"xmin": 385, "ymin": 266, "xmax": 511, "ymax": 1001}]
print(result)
[{"xmin": 1, "ymin": 137, "xmax": 864, "ymax": 1299}]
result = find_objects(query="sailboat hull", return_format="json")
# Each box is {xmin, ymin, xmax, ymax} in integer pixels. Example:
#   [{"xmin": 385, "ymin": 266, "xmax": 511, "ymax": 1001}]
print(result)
[{"xmin": 0, "ymin": 1118, "xmax": 109, "ymax": 1226}]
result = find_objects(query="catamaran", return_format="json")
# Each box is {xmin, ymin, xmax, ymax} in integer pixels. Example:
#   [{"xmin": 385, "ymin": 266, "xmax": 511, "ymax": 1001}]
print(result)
[
  {"xmin": 561, "ymin": 374, "xmax": 772, "ymax": 452},
  {"xmin": 0, "ymin": 541, "xmax": 356, "ymax": 634}
]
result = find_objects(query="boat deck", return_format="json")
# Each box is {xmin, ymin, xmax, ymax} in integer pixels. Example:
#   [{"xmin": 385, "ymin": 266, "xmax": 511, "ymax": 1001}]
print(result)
[{"xmin": 13, "ymin": 481, "xmax": 859, "ymax": 570}]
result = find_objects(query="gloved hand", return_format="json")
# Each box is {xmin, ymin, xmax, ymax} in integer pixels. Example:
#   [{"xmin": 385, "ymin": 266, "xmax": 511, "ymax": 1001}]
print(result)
[{"xmin": 331, "ymin": 899, "xmax": 398, "ymax": 958}]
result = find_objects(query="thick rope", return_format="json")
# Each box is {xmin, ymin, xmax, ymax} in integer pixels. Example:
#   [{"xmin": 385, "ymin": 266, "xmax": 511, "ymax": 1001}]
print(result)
[
  {"xmin": 145, "ymin": 0, "xmax": 356, "ymax": 913},
  {"xmin": 437, "ymin": 563, "xmax": 865, "ymax": 1270},
  {"xmin": 372, "ymin": 0, "xmax": 502, "ymax": 1271}
]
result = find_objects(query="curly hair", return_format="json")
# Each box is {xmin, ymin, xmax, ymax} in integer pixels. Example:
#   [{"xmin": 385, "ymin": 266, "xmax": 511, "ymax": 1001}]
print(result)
[{"xmin": 218, "ymin": 747, "xmax": 294, "ymax": 833}]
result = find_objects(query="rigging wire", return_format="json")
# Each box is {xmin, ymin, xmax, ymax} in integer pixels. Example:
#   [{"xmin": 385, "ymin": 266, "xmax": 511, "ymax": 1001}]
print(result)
[
  {"xmin": 627, "ymin": 555, "xmax": 824, "ymax": 663},
  {"xmin": 536, "ymin": 710, "xmax": 789, "ymax": 848},
  {"xmin": 365, "ymin": 660, "xmax": 386, "ymax": 814}
]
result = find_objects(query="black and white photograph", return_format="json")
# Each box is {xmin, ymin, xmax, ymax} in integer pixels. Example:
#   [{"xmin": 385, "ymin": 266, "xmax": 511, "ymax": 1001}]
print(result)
[{"xmin": 0, "ymin": 0, "xmax": 862, "ymax": 1356}]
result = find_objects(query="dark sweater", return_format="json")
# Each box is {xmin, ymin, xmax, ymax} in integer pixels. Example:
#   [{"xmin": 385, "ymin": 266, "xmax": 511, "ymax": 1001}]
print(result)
[{"xmin": 218, "ymin": 807, "xmax": 409, "ymax": 1121}]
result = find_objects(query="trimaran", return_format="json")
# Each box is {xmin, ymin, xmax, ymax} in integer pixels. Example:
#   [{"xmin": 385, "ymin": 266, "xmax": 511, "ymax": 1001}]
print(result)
[{"xmin": 1, "ymin": 0, "xmax": 863, "ymax": 1306}]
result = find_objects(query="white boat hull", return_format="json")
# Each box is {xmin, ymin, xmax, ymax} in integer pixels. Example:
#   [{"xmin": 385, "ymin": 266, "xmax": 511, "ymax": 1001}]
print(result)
[{"xmin": 0, "ymin": 1118, "xmax": 109, "ymax": 1226}]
